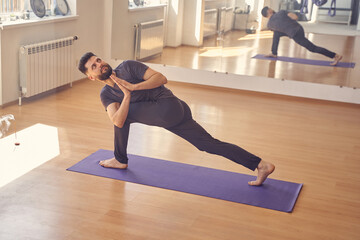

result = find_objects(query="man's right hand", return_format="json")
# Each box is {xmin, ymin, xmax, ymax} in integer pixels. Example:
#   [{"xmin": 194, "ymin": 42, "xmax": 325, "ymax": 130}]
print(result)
[
  {"xmin": 110, "ymin": 75, "xmax": 131, "ymax": 97},
  {"xmin": 265, "ymin": 53, "xmax": 277, "ymax": 58}
]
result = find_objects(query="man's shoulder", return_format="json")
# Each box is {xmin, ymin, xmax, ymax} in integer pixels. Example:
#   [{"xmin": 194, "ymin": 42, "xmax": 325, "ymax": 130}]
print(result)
[
  {"xmin": 123, "ymin": 60, "xmax": 138, "ymax": 64},
  {"xmin": 119, "ymin": 60, "xmax": 141, "ymax": 67},
  {"xmin": 100, "ymin": 85, "xmax": 112, "ymax": 96},
  {"xmin": 114, "ymin": 61, "xmax": 125, "ymax": 71},
  {"xmin": 115, "ymin": 60, "xmax": 145, "ymax": 71},
  {"xmin": 272, "ymin": 10, "xmax": 287, "ymax": 18}
]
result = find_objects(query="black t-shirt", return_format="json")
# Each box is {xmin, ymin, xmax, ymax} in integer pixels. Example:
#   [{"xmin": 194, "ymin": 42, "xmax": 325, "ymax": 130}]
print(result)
[
  {"xmin": 100, "ymin": 60, "xmax": 175, "ymax": 110},
  {"xmin": 267, "ymin": 10, "xmax": 302, "ymax": 38}
]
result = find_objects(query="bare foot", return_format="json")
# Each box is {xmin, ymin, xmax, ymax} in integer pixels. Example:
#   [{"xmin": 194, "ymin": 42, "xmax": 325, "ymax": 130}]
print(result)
[
  {"xmin": 248, "ymin": 160, "xmax": 275, "ymax": 186},
  {"xmin": 265, "ymin": 53, "xmax": 277, "ymax": 58},
  {"xmin": 330, "ymin": 54, "xmax": 342, "ymax": 66},
  {"xmin": 99, "ymin": 158, "xmax": 128, "ymax": 169}
]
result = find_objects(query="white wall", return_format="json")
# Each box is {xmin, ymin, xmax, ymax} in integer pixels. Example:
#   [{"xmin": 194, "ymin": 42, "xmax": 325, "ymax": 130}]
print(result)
[
  {"xmin": 73, "ymin": 0, "xmax": 105, "ymax": 80},
  {"xmin": 182, "ymin": 0, "xmax": 204, "ymax": 46},
  {"xmin": 111, "ymin": 1, "xmax": 165, "ymax": 60},
  {"xmin": 0, "ymin": 0, "xmax": 105, "ymax": 105},
  {"xmin": 166, "ymin": 0, "xmax": 184, "ymax": 47},
  {"xmin": 103, "ymin": 0, "xmax": 114, "ymax": 61}
]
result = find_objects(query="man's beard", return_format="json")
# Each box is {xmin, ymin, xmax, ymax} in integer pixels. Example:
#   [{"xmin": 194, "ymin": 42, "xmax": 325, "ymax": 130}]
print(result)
[{"xmin": 98, "ymin": 64, "xmax": 113, "ymax": 80}]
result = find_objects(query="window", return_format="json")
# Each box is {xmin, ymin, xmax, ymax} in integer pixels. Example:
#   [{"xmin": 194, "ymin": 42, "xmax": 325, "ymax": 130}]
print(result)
[
  {"xmin": 128, "ymin": 0, "xmax": 167, "ymax": 9},
  {"xmin": 0, "ymin": 0, "xmax": 71, "ymax": 24}
]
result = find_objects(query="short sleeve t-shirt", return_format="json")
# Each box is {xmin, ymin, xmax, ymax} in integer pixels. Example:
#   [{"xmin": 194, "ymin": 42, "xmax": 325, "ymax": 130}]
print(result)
[
  {"xmin": 100, "ymin": 60, "xmax": 175, "ymax": 110},
  {"xmin": 267, "ymin": 10, "xmax": 301, "ymax": 38}
]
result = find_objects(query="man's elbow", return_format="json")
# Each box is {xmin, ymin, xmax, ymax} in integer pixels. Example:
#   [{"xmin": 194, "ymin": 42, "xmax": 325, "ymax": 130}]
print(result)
[
  {"xmin": 112, "ymin": 118, "xmax": 125, "ymax": 129},
  {"xmin": 158, "ymin": 73, "xmax": 167, "ymax": 84},
  {"xmin": 288, "ymin": 13, "xmax": 298, "ymax": 20},
  {"xmin": 114, "ymin": 122, "xmax": 124, "ymax": 128}
]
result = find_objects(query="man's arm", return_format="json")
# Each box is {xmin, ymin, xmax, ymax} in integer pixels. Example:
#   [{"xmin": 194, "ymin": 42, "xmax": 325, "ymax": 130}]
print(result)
[
  {"xmin": 287, "ymin": 12, "xmax": 298, "ymax": 21},
  {"xmin": 106, "ymin": 76, "xmax": 131, "ymax": 128},
  {"xmin": 270, "ymin": 31, "xmax": 286, "ymax": 56},
  {"xmin": 114, "ymin": 67, "xmax": 167, "ymax": 92}
]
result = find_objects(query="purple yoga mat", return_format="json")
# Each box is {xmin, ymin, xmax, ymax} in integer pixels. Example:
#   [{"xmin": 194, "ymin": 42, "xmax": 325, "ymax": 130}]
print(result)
[
  {"xmin": 67, "ymin": 149, "xmax": 303, "ymax": 212},
  {"xmin": 252, "ymin": 54, "xmax": 355, "ymax": 68}
]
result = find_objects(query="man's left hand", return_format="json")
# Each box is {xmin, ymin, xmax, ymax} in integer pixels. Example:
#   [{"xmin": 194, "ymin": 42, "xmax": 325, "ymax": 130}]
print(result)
[{"xmin": 111, "ymin": 75, "xmax": 136, "ymax": 91}]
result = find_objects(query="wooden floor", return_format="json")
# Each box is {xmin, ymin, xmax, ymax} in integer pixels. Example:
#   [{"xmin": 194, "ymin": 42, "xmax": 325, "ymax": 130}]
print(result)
[
  {"xmin": 146, "ymin": 30, "xmax": 360, "ymax": 88},
  {"xmin": 1, "ymin": 79, "xmax": 360, "ymax": 239}
]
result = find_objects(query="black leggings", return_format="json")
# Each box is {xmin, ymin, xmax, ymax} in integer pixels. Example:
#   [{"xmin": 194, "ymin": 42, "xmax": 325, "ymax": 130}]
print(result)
[
  {"xmin": 113, "ymin": 97, "xmax": 261, "ymax": 171},
  {"xmin": 292, "ymin": 28, "xmax": 336, "ymax": 59}
]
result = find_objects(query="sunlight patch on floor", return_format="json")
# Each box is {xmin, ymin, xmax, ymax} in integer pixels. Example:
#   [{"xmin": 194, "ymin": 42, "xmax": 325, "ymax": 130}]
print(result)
[
  {"xmin": 199, "ymin": 46, "xmax": 256, "ymax": 57},
  {"xmin": 237, "ymin": 31, "xmax": 274, "ymax": 41},
  {"xmin": 0, "ymin": 123, "xmax": 60, "ymax": 188}
]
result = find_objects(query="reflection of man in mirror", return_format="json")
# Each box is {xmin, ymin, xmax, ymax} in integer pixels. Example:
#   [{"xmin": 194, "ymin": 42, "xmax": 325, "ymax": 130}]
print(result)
[
  {"xmin": 78, "ymin": 52, "xmax": 275, "ymax": 186},
  {"xmin": 261, "ymin": 6, "xmax": 342, "ymax": 66}
]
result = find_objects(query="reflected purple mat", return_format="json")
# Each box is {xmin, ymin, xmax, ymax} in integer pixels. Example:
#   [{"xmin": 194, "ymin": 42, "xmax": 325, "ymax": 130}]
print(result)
[
  {"xmin": 252, "ymin": 54, "xmax": 355, "ymax": 68},
  {"xmin": 67, "ymin": 149, "xmax": 303, "ymax": 212}
]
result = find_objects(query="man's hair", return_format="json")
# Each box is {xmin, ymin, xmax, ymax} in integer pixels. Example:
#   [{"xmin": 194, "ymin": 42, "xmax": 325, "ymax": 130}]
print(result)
[
  {"xmin": 261, "ymin": 6, "xmax": 269, "ymax": 17},
  {"xmin": 78, "ymin": 52, "xmax": 95, "ymax": 75}
]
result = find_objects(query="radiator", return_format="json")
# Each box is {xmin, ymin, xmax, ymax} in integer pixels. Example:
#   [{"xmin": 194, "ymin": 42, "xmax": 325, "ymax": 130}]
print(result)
[
  {"xmin": 134, "ymin": 19, "xmax": 164, "ymax": 60},
  {"xmin": 217, "ymin": 7, "xmax": 226, "ymax": 34},
  {"xmin": 19, "ymin": 36, "xmax": 77, "ymax": 105},
  {"xmin": 224, "ymin": 7, "xmax": 234, "ymax": 33},
  {"xmin": 204, "ymin": 8, "xmax": 218, "ymax": 38}
]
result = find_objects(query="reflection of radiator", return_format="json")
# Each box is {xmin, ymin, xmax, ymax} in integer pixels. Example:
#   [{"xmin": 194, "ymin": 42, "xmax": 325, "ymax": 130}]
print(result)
[
  {"xmin": 204, "ymin": 9, "xmax": 218, "ymax": 37},
  {"xmin": 134, "ymin": 19, "xmax": 164, "ymax": 60},
  {"xmin": 217, "ymin": 7, "xmax": 226, "ymax": 33},
  {"xmin": 19, "ymin": 36, "xmax": 77, "ymax": 105},
  {"xmin": 224, "ymin": 7, "xmax": 234, "ymax": 32}
]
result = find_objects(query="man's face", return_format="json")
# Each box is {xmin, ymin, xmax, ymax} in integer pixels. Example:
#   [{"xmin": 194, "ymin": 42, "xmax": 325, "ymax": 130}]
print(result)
[
  {"xmin": 267, "ymin": 8, "xmax": 274, "ymax": 17},
  {"xmin": 84, "ymin": 56, "xmax": 113, "ymax": 81}
]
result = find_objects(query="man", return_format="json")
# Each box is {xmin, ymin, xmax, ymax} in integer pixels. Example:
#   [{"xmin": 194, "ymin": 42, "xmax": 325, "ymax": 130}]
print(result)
[
  {"xmin": 78, "ymin": 52, "xmax": 275, "ymax": 186},
  {"xmin": 261, "ymin": 6, "xmax": 342, "ymax": 65}
]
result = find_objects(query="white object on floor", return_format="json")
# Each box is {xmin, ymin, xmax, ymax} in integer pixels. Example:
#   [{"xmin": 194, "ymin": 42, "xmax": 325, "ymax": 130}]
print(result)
[{"xmin": 0, "ymin": 123, "xmax": 60, "ymax": 188}]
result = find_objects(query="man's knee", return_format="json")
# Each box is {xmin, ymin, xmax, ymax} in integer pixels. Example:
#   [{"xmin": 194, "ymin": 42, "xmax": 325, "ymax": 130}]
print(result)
[
  {"xmin": 298, "ymin": 39, "xmax": 317, "ymax": 52},
  {"xmin": 306, "ymin": 44, "xmax": 317, "ymax": 52},
  {"xmin": 193, "ymin": 137, "xmax": 221, "ymax": 153}
]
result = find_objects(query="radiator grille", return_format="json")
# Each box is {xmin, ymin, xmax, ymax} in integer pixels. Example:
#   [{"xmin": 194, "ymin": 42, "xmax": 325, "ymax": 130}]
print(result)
[
  {"xmin": 134, "ymin": 19, "xmax": 164, "ymax": 60},
  {"xmin": 204, "ymin": 9, "xmax": 218, "ymax": 37},
  {"xmin": 19, "ymin": 37, "xmax": 76, "ymax": 103}
]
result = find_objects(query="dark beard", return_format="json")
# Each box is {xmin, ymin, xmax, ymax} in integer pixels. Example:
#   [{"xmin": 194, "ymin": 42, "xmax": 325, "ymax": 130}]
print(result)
[{"xmin": 98, "ymin": 64, "xmax": 113, "ymax": 80}]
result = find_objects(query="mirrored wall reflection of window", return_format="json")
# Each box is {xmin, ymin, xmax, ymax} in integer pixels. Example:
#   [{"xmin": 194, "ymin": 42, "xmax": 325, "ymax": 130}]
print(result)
[
  {"xmin": 279, "ymin": 0, "xmax": 313, "ymax": 21},
  {"xmin": 0, "ymin": 0, "xmax": 52, "ymax": 16},
  {"xmin": 0, "ymin": 0, "xmax": 72, "ymax": 24},
  {"xmin": 128, "ymin": 0, "xmax": 167, "ymax": 9}
]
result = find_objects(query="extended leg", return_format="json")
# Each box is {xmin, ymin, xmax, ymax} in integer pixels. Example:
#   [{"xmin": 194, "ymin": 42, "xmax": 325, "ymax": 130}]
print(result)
[
  {"xmin": 167, "ymin": 100, "xmax": 261, "ymax": 171},
  {"xmin": 271, "ymin": 31, "xmax": 287, "ymax": 56},
  {"xmin": 167, "ymin": 100, "xmax": 274, "ymax": 185},
  {"xmin": 292, "ymin": 28, "xmax": 342, "ymax": 64}
]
